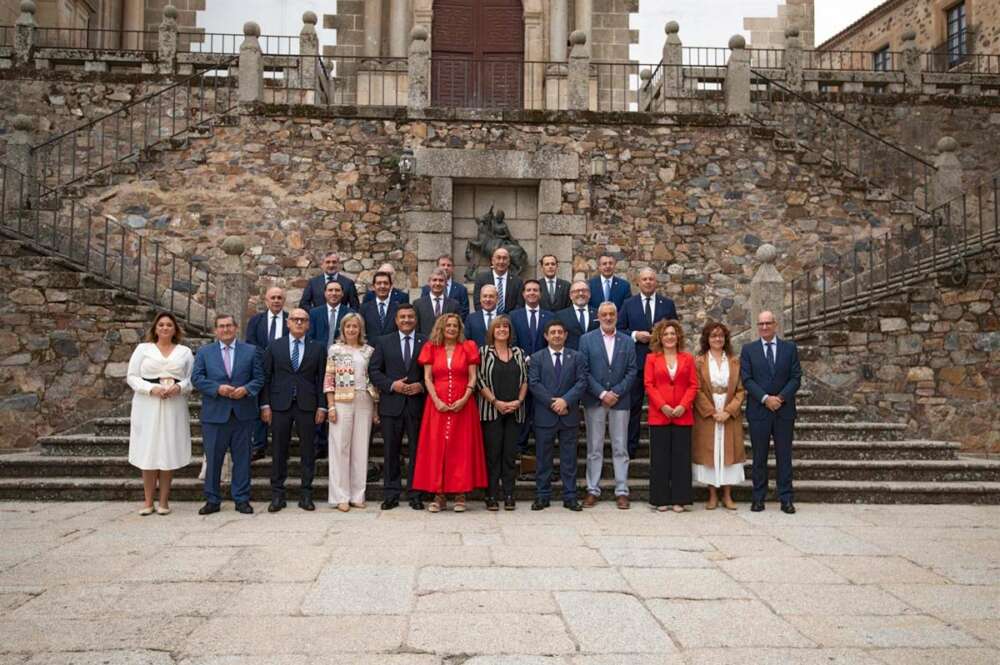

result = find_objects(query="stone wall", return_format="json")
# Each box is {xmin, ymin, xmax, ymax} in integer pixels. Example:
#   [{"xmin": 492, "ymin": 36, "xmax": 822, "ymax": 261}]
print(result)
[
  {"xmin": 800, "ymin": 249, "xmax": 999, "ymax": 451},
  {"xmin": 745, "ymin": 0, "xmax": 816, "ymax": 49}
]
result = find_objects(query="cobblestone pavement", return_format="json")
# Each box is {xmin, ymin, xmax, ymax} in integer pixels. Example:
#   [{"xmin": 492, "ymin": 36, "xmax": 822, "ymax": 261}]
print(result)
[{"xmin": 0, "ymin": 501, "xmax": 998, "ymax": 664}]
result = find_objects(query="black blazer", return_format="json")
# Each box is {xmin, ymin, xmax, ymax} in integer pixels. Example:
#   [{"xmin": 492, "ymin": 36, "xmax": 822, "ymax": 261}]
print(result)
[
  {"xmin": 539, "ymin": 277, "xmax": 571, "ymax": 312},
  {"xmin": 413, "ymin": 295, "xmax": 460, "ymax": 336},
  {"xmin": 299, "ymin": 273, "xmax": 360, "ymax": 311},
  {"xmin": 360, "ymin": 299, "xmax": 399, "ymax": 339},
  {"xmin": 369, "ymin": 331, "xmax": 428, "ymax": 417},
  {"xmin": 472, "ymin": 271, "xmax": 524, "ymax": 313},
  {"xmin": 556, "ymin": 305, "xmax": 600, "ymax": 350},
  {"xmin": 261, "ymin": 336, "xmax": 327, "ymax": 412},
  {"xmin": 245, "ymin": 310, "xmax": 289, "ymax": 350}
]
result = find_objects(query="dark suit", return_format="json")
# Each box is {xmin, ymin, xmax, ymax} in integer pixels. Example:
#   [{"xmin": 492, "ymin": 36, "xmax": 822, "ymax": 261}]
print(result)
[
  {"xmin": 556, "ymin": 305, "xmax": 600, "ymax": 350},
  {"xmin": 308, "ymin": 304, "xmax": 355, "ymax": 346},
  {"xmin": 362, "ymin": 287, "xmax": 409, "ymax": 305},
  {"xmin": 299, "ymin": 273, "xmax": 360, "ymax": 311},
  {"xmin": 618, "ymin": 292, "xmax": 678, "ymax": 457},
  {"xmin": 360, "ymin": 299, "xmax": 400, "ymax": 340},
  {"xmin": 421, "ymin": 281, "xmax": 470, "ymax": 320},
  {"xmin": 539, "ymin": 277, "xmax": 571, "ymax": 312},
  {"xmin": 464, "ymin": 309, "xmax": 497, "ymax": 348},
  {"xmin": 509, "ymin": 306, "xmax": 554, "ymax": 452},
  {"xmin": 529, "ymin": 347, "xmax": 587, "ymax": 503},
  {"xmin": 191, "ymin": 340, "xmax": 265, "ymax": 505},
  {"xmin": 245, "ymin": 310, "xmax": 289, "ymax": 451},
  {"xmin": 262, "ymin": 336, "xmax": 327, "ymax": 500},
  {"xmin": 370, "ymin": 331, "xmax": 428, "ymax": 501},
  {"xmin": 740, "ymin": 337, "xmax": 802, "ymax": 504},
  {"xmin": 413, "ymin": 294, "xmax": 460, "ymax": 336},
  {"xmin": 472, "ymin": 271, "xmax": 524, "ymax": 313},
  {"xmin": 588, "ymin": 275, "xmax": 632, "ymax": 310}
]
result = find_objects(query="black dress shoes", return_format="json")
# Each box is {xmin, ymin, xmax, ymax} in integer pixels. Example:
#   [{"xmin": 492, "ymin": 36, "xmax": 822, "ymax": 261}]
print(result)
[
  {"xmin": 563, "ymin": 500, "xmax": 583, "ymax": 512},
  {"xmin": 530, "ymin": 499, "xmax": 550, "ymax": 511},
  {"xmin": 299, "ymin": 497, "xmax": 316, "ymax": 511},
  {"xmin": 485, "ymin": 498, "xmax": 500, "ymax": 511},
  {"xmin": 409, "ymin": 498, "xmax": 425, "ymax": 511},
  {"xmin": 750, "ymin": 501, "xmax": 765, "ymax": 512},
  {"xmin": 235, "ymin": 501, "xmax": 253, "ymax": 514},
  {"xmin": 381, "ymin": 496, "xmax": 400, "ymax": 510},
  {"xmin": 267, "ymin": 498, "xmax": 286, "ymax": 513},
  {"xmin": 316, "ymin": 448, "xmax": 328, "ymax": 460},
  {"xmin": 251, "ymin": 449, "xmax": 267, "ymax": 461},
  {"xmin": 504, "ymin": 497, "xmax": 516, "ymax": 511},
  {"xmin": 781, "ymin": 502, "xmax": 796, "ymax": 514},
  {"xmin": 198, "ymin": 502, "xmax": 220, "ymax": 515}
]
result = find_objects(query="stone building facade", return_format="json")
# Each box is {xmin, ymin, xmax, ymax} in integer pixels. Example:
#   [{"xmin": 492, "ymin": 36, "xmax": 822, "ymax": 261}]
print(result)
[
  {"xmin": 744, "ymin": 0, "xmax": 816, "ymax": 49},
  {"xmin": 15, "ymin": 0, "xmax": 202, "ymax": 44}
]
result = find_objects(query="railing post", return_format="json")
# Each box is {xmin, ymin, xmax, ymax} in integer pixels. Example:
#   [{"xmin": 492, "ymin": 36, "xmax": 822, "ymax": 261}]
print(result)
[
  {"xmin": 14, "ymin": 0, "xmax": 36, "ymax": 68},
  {"xmin": 300, "ymin": 11, "xmax": 319, "ymax": 104},
  {"xmin": 784, "ymin": 28, "xmax": 803, "ymax": 91},
  {"xmin": 725, "ymin": 35, "xmax": 751, "ymax": 115},
  {"xmin": 407, "ymin": 26, "xmax": 430, "ymax": 114},
  {"xmin": 901, "ymin": 29, "xmax": 921, "ymax": 93},
  {"xmin": 5, "ymin": 115, "xmax": 34, "ymax": 211},
  {"xmin": 663, "ymin": 21, "xmax": 683, "ymax": 97},
  {"xmin": 157, "ymin": 3, "xmax": 178, "ymax": 75},
  {"xmin": 750, "ymin": 243, "xmax": 785, "ymax": 340},
  {"xmin": 218, "ymin": 237, "xmax": 251, "ymax": 332},
  {"xmin": 238, "ymin": 21, "xmax": 265, "ymax": 114},
  {"xmin": 568, "ymin": 30, "xmax": 590, "ymax": 111},
  {"xmin": 930, "ymin": 136, "xmax": 962, "ymax": 209}
]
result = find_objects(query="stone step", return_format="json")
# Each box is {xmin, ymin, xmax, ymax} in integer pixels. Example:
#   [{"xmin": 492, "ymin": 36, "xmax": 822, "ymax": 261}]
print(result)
[
  {"xmin": 0, "ymin": 476, "xmax": 997, "ymax": 504},
  {"xmin": 3, "ymin": 454, "xmax": 996, "ymax": 483}
]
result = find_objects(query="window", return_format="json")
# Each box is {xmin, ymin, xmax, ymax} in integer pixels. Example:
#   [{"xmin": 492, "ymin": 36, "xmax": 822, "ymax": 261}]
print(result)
[
  {"xmin": 947, "ymin": 2, "xmax": 968, "ymax": 66},
  {"xmin": 873, "ymin": 46, "xmax": 891, "ymax": 72}
]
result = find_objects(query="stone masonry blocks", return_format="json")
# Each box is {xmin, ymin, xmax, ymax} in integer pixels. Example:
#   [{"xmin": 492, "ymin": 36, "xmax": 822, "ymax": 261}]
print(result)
[
  {"xmin": 414, "ymin": 148, "xmax": 579, "ymax": 181},
  {"xmin": 431, "ymin": 178, "xmax": 453, "ymax": 212},
  {"xmin": 539, "ymin": 180, "xmax": 562, "ymax": 213}
]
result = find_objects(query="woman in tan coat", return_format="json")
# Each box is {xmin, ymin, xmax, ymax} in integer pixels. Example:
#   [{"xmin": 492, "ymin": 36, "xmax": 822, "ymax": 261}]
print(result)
[{"xmin": 692, "ymin": 322, "xmax": 746, "ymax": 510}]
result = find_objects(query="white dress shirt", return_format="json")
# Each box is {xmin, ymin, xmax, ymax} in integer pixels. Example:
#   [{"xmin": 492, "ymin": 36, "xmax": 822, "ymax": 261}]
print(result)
[{"xmin": 268, "ymin": 311, "xmax": 285, "ymax": 341}]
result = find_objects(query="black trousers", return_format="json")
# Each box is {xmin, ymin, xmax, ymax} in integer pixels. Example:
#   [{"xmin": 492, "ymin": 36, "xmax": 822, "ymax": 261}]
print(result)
[
  {"xmin": 649, "ymin": 424, "xmax": 692, "ymax": 506},
  {"xmin": 271, "ymin": 405, "xmax": 316, "ymax": 498},
  {"xmin": 483, "ymin": 414, "xmax": 519, "ymax": 500},
  {"xmin": 381, "ymin": 408, "xmax": 422, "ymax": 500},
  {"xmin": 627, "ymin": 371, "xmax": 646, "ymax": 458},
  {"xmin": 749, "ymin": 416, "xmax": 795, "ymax": 503}
]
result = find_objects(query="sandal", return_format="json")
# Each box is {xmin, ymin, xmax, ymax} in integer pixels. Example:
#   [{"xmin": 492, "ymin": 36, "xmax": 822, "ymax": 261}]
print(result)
[
  {"xmin": 336, "ymin": 503, "xmax": 350, "ymax": 512},
  {"xmin": 672, "ymin": 505, "xmax": 686, "ymax": 513},
  {"xmin": 453, "ymin": 494, "xmax": 467, "ymax": 512},
  {"xmin": 350, "ymin": 502, "xmax": 366, "ymax": 509},
  {"xmin": 428, "ymin": 495, "xmax": 446, "ymax": 513},
  {"xmin": 655, "ymin": 505, "xmax": 669, "ymax": 512}
]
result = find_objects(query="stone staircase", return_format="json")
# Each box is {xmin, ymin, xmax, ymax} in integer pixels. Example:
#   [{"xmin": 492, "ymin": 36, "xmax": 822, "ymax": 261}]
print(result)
[{"xmin": 2, "ymin": 386, "xmax": 998, "ymax": 504}]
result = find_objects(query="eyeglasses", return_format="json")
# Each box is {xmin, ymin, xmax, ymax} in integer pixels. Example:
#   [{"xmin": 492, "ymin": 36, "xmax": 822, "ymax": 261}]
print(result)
[{"xmin": 289, "ymin": 317, "xmax": 309, "ymax": 323}]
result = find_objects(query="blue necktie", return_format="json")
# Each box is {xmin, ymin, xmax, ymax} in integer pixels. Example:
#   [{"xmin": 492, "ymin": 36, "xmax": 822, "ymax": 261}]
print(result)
[
  {"xmin": 292, "ymin": 339, "xmax": 301, "ymax": 371},
  {"xmin": 379, "ymin": 302, "xmax": 386, "ymax": 328},
  {"xmin": 766, "ymin": 341, "xmax": 775, "ymax": 371},
  {"xmin": 403, "ymin": 335, "xmax": 412, "ymax": 368},
  {"xmin": 268, "ymin": 314, "xmax": 277, "ymax": 342},
  {"xmin": 553, "ymin": 351, "xmax": 563, "ymax": 382},
  {"xmin": 604, "ymin": 279, "xmax": 611, "ymax": 303},
  {"xmin": 496, "ymin": 277, "xmax": 505, "ymax": 314},
  {"xmin": 529, "ymin": 309, "xmax": 537, "ymax": 342},
  {"xmin": 578, "ymin": 308, "xmax": 586, "ymax": 331}
]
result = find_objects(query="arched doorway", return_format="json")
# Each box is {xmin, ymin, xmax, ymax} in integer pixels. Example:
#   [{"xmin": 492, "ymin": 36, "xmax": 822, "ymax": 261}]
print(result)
[{"xmin": 431, "ymin": 0, "xmax": 525, "ymax": 109}]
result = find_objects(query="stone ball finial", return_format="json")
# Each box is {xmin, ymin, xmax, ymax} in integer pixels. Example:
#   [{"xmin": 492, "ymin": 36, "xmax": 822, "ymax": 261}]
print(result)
[
  {"xmin": 410, "ymin": 26, "xmax": 428, "ymax": 42},
  {"xmin": 221, "ymin": 236, "xmax": 246, "ymax": 256},
  {"xmin": 665, "ymin": 21, "xmax": 679, "ymax": 35},
  {"xmin": 19, "ymin": 0, "xmax": 36, "ymax": 14},
  {"xmin": 728, "ymin": 34, "xmax": 746, "ymax": 50},
  {"xmin": 902, "ymin": 29, "xmax": 917, "ymax": 42},
  {"xmin": 639, "ymin": 69, "xmax": 651, "ymax": 81},
  {"xmin": 12, "ymin": 114, "xmax": 33, "ymax": 131},
  {"xmin": 785, "ymin": 28, "xmax": 799, "ymax": 39},
  {"xmin": 163, "ymin": 4, "xmax": 177, "ymax": 19},
  {"xmin": 243, "ymin": 21, "xmax": 261, "ymax": 38},
  {"xmin": 302, "ymin": 11, "xmax": 317, "ymax": 25},
  {"xmin": 755, "ymin": 243, "xmax": 778, "ymax": 265},
  {"xmin": 937, "ymin": 136, "xmax": 958, "ymax": 153},
  {"xmin": 570, "ymin": 30, "xmax": 587, "ymax": 46}
]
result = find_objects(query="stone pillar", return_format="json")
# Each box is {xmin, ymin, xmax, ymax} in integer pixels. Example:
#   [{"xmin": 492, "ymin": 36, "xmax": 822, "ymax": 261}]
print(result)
[
  {"xmin": 389, "ymin": 0, "xmax": 411, "ymax": 58},
  {"xmin": 14, "ymin": 0, "xmax": 36, "ymax": 68},
  {"xmin": 408, "ymin": 26, "xmax": 430, "ymax": 113},
  {"xmin": 218, "ymin": 237, "xmax": 253, "ymax": 332},
  {"xmin": 4, "ymin": 115, "xmax": 34, "ymax": 210},
  {"xmin": 550, "ymin": 0, "xmax": 568, "ymax": 62},
  {"xmin": 662, "ymin": 21, "xmax": 683, "ymax": 97},
  {"xmin": 901, "ymin": 30, "xmax": 921, "ymax": 92},
  {"xmin": 568, "ymin": 30, "xmax": 589, "ymax": 111},
  {"xmin": 238, "ymin": 22, "xmax": 264, "ymax": 106},
  {"xmin": 300, "ymin": 11, "xmax": 319, "ymax": 102},
  {"xmin": 364, "ymin": 0, "xmax": 383, "ymax": 57},
  {"xmin": 725, "ymin": 35, "xmax": 751, "ymax": 115},
  {"xmin": 930, "ymin": 137, "xmax": 963, "ymax": 209},
  {"xmin": 574, "ymin": 0, "xmax": 592, "ymax": 55},
  {"xmin": 749, "ymin": 244, "xmax": 785, "ymax": 340},
  {"xmin": 157, "ymin": 4, "xmax": 178, "ymax": 75},
  {"xmin": 784, "ymin": 29, "xmax": 803, "ymax": 91}
]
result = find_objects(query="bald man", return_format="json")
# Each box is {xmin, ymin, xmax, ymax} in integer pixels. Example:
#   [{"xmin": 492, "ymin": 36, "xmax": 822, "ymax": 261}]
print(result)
[{"xmin": 246, "ymin": 287, "xmax": 290, "ymax": 458}]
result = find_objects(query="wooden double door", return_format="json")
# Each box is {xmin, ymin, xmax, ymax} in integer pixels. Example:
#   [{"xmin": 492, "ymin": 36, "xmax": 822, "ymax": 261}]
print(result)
[{"xmin": 431, "ymin": 0, "xmax": 525, "ymax": 109}]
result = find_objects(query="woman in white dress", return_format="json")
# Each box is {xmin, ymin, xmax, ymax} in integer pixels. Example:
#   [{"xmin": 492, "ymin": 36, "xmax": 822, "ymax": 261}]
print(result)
[
  {"xmin": 692, "ymin": 322, "xmax": 746, "ymax": 510},
  {"xmin": 126, "ymin": 312, "xmax": 194, "ymax": 515},
  {"xmin": 324, "ymin": 313, "xmax": 379, "ymax": 512}
]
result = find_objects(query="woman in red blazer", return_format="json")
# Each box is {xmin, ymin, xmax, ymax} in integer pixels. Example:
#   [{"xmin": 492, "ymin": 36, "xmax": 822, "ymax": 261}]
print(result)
[{"xmin": 644, "ymin": 320, "xmax": 698, "ymax": 512}]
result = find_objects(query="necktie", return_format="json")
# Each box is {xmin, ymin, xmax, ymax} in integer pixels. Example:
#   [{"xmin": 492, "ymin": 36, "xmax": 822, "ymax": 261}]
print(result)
[
  {"xmin": 292, "ymin": 339, "xmax": 301, "ymax": 371},
  {"xmin": 434, "ymin": 297, "xmax": 442, "ymax": 317},
  {"xmin": 645, "ymin": 297, "xmax": 653, "ymax": 329},
  {"xmin": 222, "ymin": 345, "xmax": 232, "ymax": 378},
  {"xmin": 604, "ymin": 279, "xmax": 612, "ymax": 303},
  {"xmin": 379, "ymin": 302, "xmax": 386, "ymax": 327},
  {"xmin": 766, "ymin": 342, "xmax": 775, "ymax": 371},
  {"xmin": 548, "ymin": 279, "xmax": 556, "ymax": 299},
  {"xmin": 529, "ymin": 309, "xmax": 537, "ymax": 341},
  {"xmin": 328, "ymin": 307, "xmax": 337, "ymax": 345},
  {"xmin": 578, "ymin": 308, "xmax": 586, "ymax": 331},
  {"xmin": 553, "ymin": 351, "xmax": 563, "ymax": 382},
  {"xmin": 486, "ymin": 311, "xmax": 493, "ymax": 328},
  {"xmin": 403, "ymin": 335, "xmax": 412, "ymax": 368},
  {"xmin": 496, "ymin": 277, "xmax": 505, "ymax": 314},
  {"xmin": 268, "ymin": 314, "xmax": 277, "ymax": 342}
]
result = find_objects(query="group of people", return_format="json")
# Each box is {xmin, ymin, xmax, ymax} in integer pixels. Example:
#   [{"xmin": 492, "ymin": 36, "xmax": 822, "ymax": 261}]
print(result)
[{"xmin": 126, "ymin": 248, "xmax": 802, "ymax": 516}]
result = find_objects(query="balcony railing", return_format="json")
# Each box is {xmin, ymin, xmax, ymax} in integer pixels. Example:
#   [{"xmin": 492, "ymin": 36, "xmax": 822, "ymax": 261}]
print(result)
[
  {"xmin": 34, "ymin": 27, "xmax": 159, "ymax": 52},
  {"xmin": 178, "ymin": 32, "xmax": 301, "ymax": 55}
]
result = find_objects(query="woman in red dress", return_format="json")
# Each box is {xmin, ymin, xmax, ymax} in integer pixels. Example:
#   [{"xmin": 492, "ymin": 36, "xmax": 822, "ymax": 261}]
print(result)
[{"xmin": 413, "ymin": 312, "xmax": 487, "ymax": 512}]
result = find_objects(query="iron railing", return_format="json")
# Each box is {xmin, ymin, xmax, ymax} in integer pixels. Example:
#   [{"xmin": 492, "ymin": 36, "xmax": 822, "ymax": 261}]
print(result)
[
  {"xmin": 34, "ymin": 27, "xmax": 158, "ymax": 51},
  {"xmin": 750, "ymin": 69, "xmax": 936, "ymax": 210},
  {"xmin": 682, "ymin": 47, "xmax": 731, "ymax": 67},
  {"xmin": 805, "ymin": 49, "xmax": 903, "ymax": 72},
  {"xmin": 0, "ymin": 25, "xmax": 12, "ymax": 47},
  {"xmin": 30, "ymin": 56, "xmax": 238, "ymax": 197},
  {"xmin": 925, "ymin": 50, "xmax": 1000, "ymax": 73},
  {"xmin": 179, "ymin": 32, "xmax": 301, "ymax": 55},
  {"xmin": 785, "ymin": 171, "xmax": 1000, "ymax": 337},
  {"xmin": 0, "ymin": 163, "xmax": 214, "ymax": 333}
]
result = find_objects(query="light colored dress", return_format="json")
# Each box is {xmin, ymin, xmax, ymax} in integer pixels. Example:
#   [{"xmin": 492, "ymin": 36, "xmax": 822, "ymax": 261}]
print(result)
[
  {"xmin": 693, "ymin": 354, "xmax": 745, "ymax": 487},
  {"xmin": 126, "ymin": 343, "xmax": 194, "ymax": 471}
]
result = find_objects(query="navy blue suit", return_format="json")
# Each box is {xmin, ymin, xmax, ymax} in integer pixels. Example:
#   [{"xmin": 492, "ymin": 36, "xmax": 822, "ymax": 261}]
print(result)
[
  {"xmin": 529, "ymin": 347, "xmax": 587, "ymax": 503},
  {"xmin": 464, "ymin": 309, "xmax": 496, "ymax": 348},
  {"xmin": 421, "ymin": 281, "xmax": 470, "ymax": 321},
  {"xmin": 740, "ymin": 337, "xmax": 802, "ymax": 504},
  {"xmin": 509, "ymin": 306, "xmax": 554, "ymax": 452},
  {"xmin": 618, "ymin": 292, "xmax": 678, "ymax": 456},
  {"xmin": 588, "ymin": 275, "xmax": 631, "ymax": 310},
  {"xmin": 578, "ymin": 330, "xmax": 637, "ymax": 410},
  {"xmin": 191, "ymin": 340, "xmax": 265, "ymax": 505},
  {"xmin": 556, "ymin": 305, "xmax": 600, "ymax": 350},
  {"xmin": 245, "ymin": 310, "xmax": 289, "ymax": 452},
  {"xmin": 360, "ymin": 299, "xmax": 400, "ymax": 340},
  {"xmin": 299, "ymin": 273, "xmax": 360, "ymax": 311},
  {"xmin": 308, "ymin": 304, "xmax": 355, "ymax": 346},
  {"xmin": 362, "ymin": 287, "xmax": 409, "ymax": 305}
]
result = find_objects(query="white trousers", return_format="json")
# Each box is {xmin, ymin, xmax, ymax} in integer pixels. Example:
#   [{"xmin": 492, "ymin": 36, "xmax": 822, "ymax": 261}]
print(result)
[
  {"xmin": 584, "ymin": 405, "xmax": 630, "ymax": 497},
  {"xmin": 328, "ymin": 392, "xmax": 374, "ymax": 505}
]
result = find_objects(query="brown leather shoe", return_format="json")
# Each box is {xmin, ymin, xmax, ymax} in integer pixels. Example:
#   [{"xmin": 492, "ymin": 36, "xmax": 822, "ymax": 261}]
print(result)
[
  {"xmin": 583, "ymin": 494, "xmax": 598, "ymax": 508},
  {"xmin": 616, "ymin": 495, "xmax": 630, "ymax": 510}
]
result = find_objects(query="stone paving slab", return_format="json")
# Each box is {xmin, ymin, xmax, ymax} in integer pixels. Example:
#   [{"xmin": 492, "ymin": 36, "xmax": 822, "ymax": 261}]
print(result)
[{"xmin": 555, "ymin": 591, "xmax": 676, "ymax": 653}]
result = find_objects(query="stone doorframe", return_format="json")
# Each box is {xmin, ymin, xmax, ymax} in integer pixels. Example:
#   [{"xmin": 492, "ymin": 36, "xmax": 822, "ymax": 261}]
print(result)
[{"xmin": 407, "ymin": 147, "xmax": 585, "ymax": 287}]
